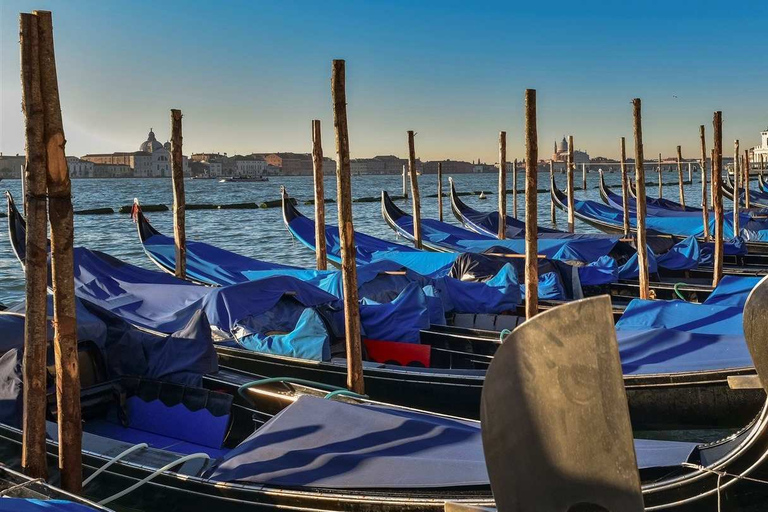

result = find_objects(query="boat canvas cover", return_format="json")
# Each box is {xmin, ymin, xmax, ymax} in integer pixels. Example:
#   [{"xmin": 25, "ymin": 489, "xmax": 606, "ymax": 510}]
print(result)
[
  {"xmin": 703, "ymin": 275, "xmax": 762, "ymax": 308},
  {"xmin": 0, "ymin": 499, "xmax": 99, "ymax": 511},
  {"xmin": 206, "ymin": 395, "xmax": 698, "ymax": 489},
  {"xmin": 615, "ymin": 299, "xmax": 752, "ymax": 374}
]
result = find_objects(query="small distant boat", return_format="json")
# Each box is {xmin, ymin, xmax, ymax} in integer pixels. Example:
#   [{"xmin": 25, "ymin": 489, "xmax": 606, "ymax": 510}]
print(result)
[
  {"xmin": 218, "ymin": 176, "xmax": 268, "ymax": 183},
  {"xmin": 478, "ymin": 191, "xmax": 486, "ymax": 200}
]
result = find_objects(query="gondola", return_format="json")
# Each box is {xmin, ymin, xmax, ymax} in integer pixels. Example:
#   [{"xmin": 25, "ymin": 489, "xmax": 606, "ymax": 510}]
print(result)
[
  {"xmin": 3, "ymin": 282, "xmax": 768, "ymax": 510},
  {"xmin": 551, "ymin": 172, "xmax": 768, "ymax": 254},
  {"xmin": 7, "ymin": 192, "xmax": 764, "ymax": 429},
  {"xmin": 599, "ymin": 171, "xmax": 701, "ymax": 214},
  {"xmin": 758, "ymin": 171, "xmax": 768, "ymax": 194},
  {"xmin": 723, "ymin": 169, "xmax": 768, "ymax": 209},
  {"xmin": 0, "ymin": 463, "xmax": 111, "ymax": 510}
]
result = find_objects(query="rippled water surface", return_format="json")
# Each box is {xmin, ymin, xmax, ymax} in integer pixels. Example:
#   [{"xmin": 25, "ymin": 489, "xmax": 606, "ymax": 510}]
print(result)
[{"xmin": 0, "ymin": 170, "xmax": 714, "ymax": 304}]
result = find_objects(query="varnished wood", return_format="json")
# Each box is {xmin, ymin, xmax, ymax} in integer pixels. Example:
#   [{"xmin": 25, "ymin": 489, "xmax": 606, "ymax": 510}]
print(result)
[
  {"xmin": 19, "ymin": 12, "xmax": 48, "ymax": 481},
  {"xmin": 733, "ymin": 140, "xmax": 740, "ymax": 234},
  {"xmin": 632, "ymin": 99, "xmax": 650, "ymax": 299},
  {"xmin": 170, "ymin": 109, "xmax": 185, "ymax": 279},
  {"xmin": 657, "ymin": 152, "xmax": 663, "ymax": 198},
  {"xmin": 311, "ymin": 119, "xmax": 327, "ymax": 270},
  {"xmin": 567, "ymin": 135, "xmax": 575, "ymax": 233},
  {"xmin": 512, "ymin": 159, "xmax": 518, "ymax": 218},
  {"xmin": 744, "ymin": 152, "xmax": 750, "ymax": 209},
  {"xmin": 699, "ymin": 125, "xmax": 710, "ymax": 240},
  {"xmin": 620, "ymin": 137, "xmax": 630, "ymax": 236},
  {"xmin": 712, "ymin": 112, "xmax": 724, "ymax": 287},
  {"xmin": 524, "ymin": 90, "xmax": 538, "ymax": 320},
  {"xmin": 676, "ymin": 145, "xmax": 685, "ymax": 208},
  {"xmin": 549, "ymin": 159, "xmax": 556, "ymax": 226},
  {"xmin": 35, "ymin": 10, "xmax": 81, "ymax": 492},
  {"xmin": 407, "ymin": 130, "xmax": 421, "ymax": 249},
  {"xmin": 498, "ymin": 132, "xmax": 506, "ymax": 239},
  {"xmin": 331, "ymin": 59, "xmax": 364, "ymax": 394}
]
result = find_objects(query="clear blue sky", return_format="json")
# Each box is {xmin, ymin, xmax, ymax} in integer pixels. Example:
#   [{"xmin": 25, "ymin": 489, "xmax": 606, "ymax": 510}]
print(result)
[{"xmin": 1, "ymin": 0, "xmax": 766, "ymax": 162}]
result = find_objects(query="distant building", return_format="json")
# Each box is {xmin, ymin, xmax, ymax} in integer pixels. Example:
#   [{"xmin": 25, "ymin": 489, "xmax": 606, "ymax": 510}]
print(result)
[
  {"xmin": 422, "ymin": 160, "xmax": 473, "ymax": 174},
  {"xmin": 350, "ymin": 155, "xmax": 418, "ymax": 175},
  {"xmin": 93, "ymin": 163, "xmax": 132, "ymax": 178},
  {"xmin": 552, "ymin": 137, "xmax": 590, "ymax": 164},
  {"xmin": 256, "ymin": 152, "xmax": 336, "ymax": 176},
  {"xmin": 751, "ymin": 128, "xmax": 768, "ymax": 166},
  {"xmin": 67, "ymin": 156, "xmax": 94, "ymax": 178},
  {"xmin": 234, "ymin": 157, "xmax": 268, "ymax": 177},
  {"xmin": 82, "ymin": 128, "xmax": 188, "ymax": 177},
  {"xmin": 0, "ymin": 153, "xmax": 25, "ymax": 178}
]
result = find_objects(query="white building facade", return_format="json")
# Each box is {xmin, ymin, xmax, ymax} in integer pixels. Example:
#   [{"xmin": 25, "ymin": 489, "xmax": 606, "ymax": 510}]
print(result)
[{"xmin": 66, "ymin": 156, "xmax": 94, "ymax": 178}]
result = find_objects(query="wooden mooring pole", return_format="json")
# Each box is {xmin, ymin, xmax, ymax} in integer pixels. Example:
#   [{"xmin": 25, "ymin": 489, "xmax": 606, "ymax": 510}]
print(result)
[
  {"xmin": 524, "ymin": 89, "xmax": 538, "ymax": 320},
  {"xmin": 699, "ymin": 125, "xmax": 710, "ymax": 241},
  {"xmin": 35, "ymin": 10, "xmax": 81, "ymax": 492},
  {"xmin": 632, "ymin": 99, "xmax": 650, "ymax": 300},
  {"xmin": 620, "ymin": 137, "xmax": 630, "ymax": 237},
  {"xmin": 402, "ymin": 164, "xmax": 407, "ymax": 198},
  {"xmin": 676, "ymin": 145, "xmax": 685, "ymax": 208},
  {"xmin": 549, "ymin": 159, "xmax": 556, "ymax": 226},
  {"xmin": 311, "ymin": 119, "xmax": 327, "ymax": 270},
  {"xmin": 498, "ymin": 132, "xmax": 507, "ymax": 239},
  {"xmin": 744, "ymin": 152, "xmax": 750, "ymax": 210},
  {"xmin": 733, "ymin": 140, "xmax": 740, "ymax": 235},
  {"xmin": 512, "ymin": 159, "xmax": 519, "ymax": 219},
  {"xmin": 582, "ymin": 163, "xmax": 587, "ymax": 190},
  {"xmin": 331, "ymin": 59, "xmax": 364, "ymax": 394},
  {"xmin": 19, "ymin": 11, "xmax": 48, "ymax": 481},
  {"xmin": 407, "ymin": 131, "xmax": 422, "ymax": 249},
  {"xmin": 170, "ymin": 109, "xmax": 186, "ymax": 279},
  {"xmin": 712, "ymin": 112, "xmax": 724, "ymax": 287},
  {"xmin": 657, "ymin": 153, "xmax": 663, "ymax": 198},
  {"xmin": 567, "ymin": 136, "xmax": 575, "ymax": 233},
  {"xmin": 437, "ymin": 162, "xmax": 443, "ymax": 222}
]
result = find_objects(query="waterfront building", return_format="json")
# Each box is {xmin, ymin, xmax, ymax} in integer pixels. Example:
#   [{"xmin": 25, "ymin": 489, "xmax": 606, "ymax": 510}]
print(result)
[
  {"xmin": 234, "ymin": 157, "xmax": 268, "ymax": 177},
  {"xmin": 751, "ymin": 128, "xmax": 768, "ymax": 166},
  {"xmin": 92, "ymin": 163, "xmax": 132, "ymax": 178},
  {"xmin": 66, "ymin": 156, "xmax": 94, "ymax": 178},
  {"xmin": 82, "ymin": 128, "xmax": 188, "ymax": 177},
  {"xmin": 552, "ymin": 137, "xmax": 590, "ymax": 164},
  {"xmin": 0, "ymin": 153, "xmax": 26, "ymax": 178},
  {"xmin": 422, "ymin": 160, "xmax": 473, "ymax": 174}
]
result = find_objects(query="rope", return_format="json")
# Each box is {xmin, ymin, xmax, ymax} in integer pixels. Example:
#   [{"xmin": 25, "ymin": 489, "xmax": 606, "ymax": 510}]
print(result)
[
  {"xmin": 324, "ymin": 389, "xmax": 368, "ymax": 400},
  {"xmin": 673, "ymin": 282, "xmax": 687, "ymax": 301},
  {"xmin": 98, "ymin": 452, "xmax": 210, "ymax": 506},
  {"xmin": 681, "ymin": 462, "xmax": 768, "ymax": 512},
  {"xmin": 499, "ymin": 329, "xmax": 512, "ymax": 342},
  {"xmin": 0, "ymin": 478, "xmax": 44, "ymax": 496},
  {"xmin": 82, "ymin": 443, "xmax": 149, "ymax": 487}
]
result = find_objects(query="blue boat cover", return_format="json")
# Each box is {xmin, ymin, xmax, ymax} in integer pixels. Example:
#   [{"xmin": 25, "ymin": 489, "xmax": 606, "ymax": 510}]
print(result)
[
  {"xmin": 0, "ymin": 499, "xmax": 98, "ymax": 511},
  {"xmin": 616, "ymin": 299, "xmax": 744, "ymax": 336},
  {"xmin": 704, "ymin": 275, "xmax": 762, "ymax": 308},
  {"xmin": 205, "ymin": 395, "xmax": 698, "ymax": 488}
]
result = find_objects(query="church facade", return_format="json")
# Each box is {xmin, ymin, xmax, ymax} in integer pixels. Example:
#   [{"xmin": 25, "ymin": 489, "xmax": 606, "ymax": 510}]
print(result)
[
  {"xmin": 82, "ymin": 128, "xmax": 188, "ymax": 177},
  {"xmin": 551, "ymin": 137, "xmax": 590, "ymax": 164}
]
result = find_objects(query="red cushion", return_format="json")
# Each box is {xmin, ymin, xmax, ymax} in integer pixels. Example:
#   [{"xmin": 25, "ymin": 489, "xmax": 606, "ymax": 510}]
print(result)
[{"xmin": 363, "ymin": 339, "xmax": 430, "ymax": 367}]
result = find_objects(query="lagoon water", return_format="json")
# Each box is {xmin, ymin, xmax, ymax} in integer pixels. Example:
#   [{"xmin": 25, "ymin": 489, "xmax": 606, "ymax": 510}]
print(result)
[{"xmin": 0, "ymin": 170, "xmax": 711, "ymax": 304}]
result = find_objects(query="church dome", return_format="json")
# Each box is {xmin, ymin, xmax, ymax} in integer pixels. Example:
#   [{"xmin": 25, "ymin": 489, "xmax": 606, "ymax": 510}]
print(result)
[
  {"xmin": 164, "ymin": 141, "xmax": 171, "ymax": 151},
  {"xmin": 557, "ymin": 137, "xmax": 568, "ymax": 153},
  {"xmin": 139, "ymin": 128, "xmax": 164, "ymax": 153}
]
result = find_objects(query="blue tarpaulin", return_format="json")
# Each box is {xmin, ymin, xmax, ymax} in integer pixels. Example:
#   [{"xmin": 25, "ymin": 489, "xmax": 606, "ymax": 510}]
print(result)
[{"xmin": 704, "ymin": 275, "xmax": 762, "ymax": 308}]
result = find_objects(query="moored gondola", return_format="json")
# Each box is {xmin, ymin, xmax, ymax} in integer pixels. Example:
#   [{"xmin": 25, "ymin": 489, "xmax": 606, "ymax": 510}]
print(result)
[{"xmin": 0, "ymin": 464, "xmax": 111, "ymax": 510}]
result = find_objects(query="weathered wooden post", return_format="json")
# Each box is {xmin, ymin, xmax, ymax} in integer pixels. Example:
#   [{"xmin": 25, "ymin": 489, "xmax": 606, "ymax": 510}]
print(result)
[
  {"xmin": 733, "ymin": 140, "xmax": 740, "ymax": 234},
  {"xmin": 566, "ymin": 135, "xmax": 575, "ymax": 233},
  {"xmin": 699, "ymin": 125, "xmax": 710, "ymax": 241},
  {"xmin": 744, "ymin": 152, "xmax": 750, "ymax": 210},
  {"xmin": 712, "ymin": 112, "xmax": 724, "ymax": 287},
  {"xmin": 407, "ymin": 130, "xmax": 422, "ymax": 249},
  {"xmin": 331, "ymin": 59, "xmax": 364, "ymax": 394},
  {"xmin": 582, "ymin": 163, "xmax": 587, "ymax": 190},
  {"xmin": 620, "ymin": 137, "xmax": 630, "ymax": 236},
  {"xmin": 437, "ymin": 161, "xmax": 443, "ymax": 222},
  {"xmin": 35, "ymin": 10, "xmax": 82, "ymax": 492},
  {"xmin": 170, "ymin": 109, "xmax": 185, "ymax": 279},
  {"xmin": 688, "ymin": 161, "xmax": 692, "ymax": 183},
  {"xmin": 498, "ymin": 132, "xmax": 507, "ymax": 239},
  {"xmin": 524, "ymin": 89, "xmax": 538, "ymax": 320},
  {"xmin": 632, "ymin": 99, "xmax": 650, "ymax": 300},
  {"xmin": 676, "ymin": 145, "xmax": 685, "ymax": 208},
  {"xmin": 657, "ymin": 152, "xmax": 663, "ymax": 198},
  {"xmin": 549, "ymin": 159, "xmax": 556, "ymax": 226},
  {"xmin": 311, "ymin": 119, "xmax": 327, "ymax": 270},
  {"xmin": 512, "ymin": 158, "xmax": 518, "ymax": 218},
  {"xmin": 402, "ymin": 164, "xmax": 407, "ymax": 198},
  {"xmin": 19, "ymin": 11, "xmax": 48, "ymax": 481}
]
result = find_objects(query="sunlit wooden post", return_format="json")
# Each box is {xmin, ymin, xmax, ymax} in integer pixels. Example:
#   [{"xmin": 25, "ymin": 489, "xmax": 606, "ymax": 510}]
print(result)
[
  {"xmin": 582, "ymin": 163, "xmax": 587, "ymax": 190},
  {"xmin": 549, "ymin": 159, "xmax": 556, "ymax": 226},
  {"xmin": 620, "ymin": 137, "xmax": 630, "ymax": 236},
  {"xmin": 402, "ymin": 164, "xmax": 407, "ymax": 198},
  {"xmin": 512, "ymin": 159, "xmax": 518, "ymax": 218},
  {"xmin": 632, "ymin": 99, "xmax": 650, "ymax": 299},
  {"xmin": 712, "ymin": 112, "xmax": 724, "ymax": 287},
  {"xmin": 35, "ymin": 10, "xmax": 82, "ymax": 492},
  {"xmin": 676, "ymin": 145, "xmax": 685, "ymax": 208},
  {"xmin": 733, "ymin": 140, "xmax": 740, "ymax": 234},
  {"xmin": 657, "ymin": 152, "xmax": 663, "ymax": 198},
  {"xmin": 524, "ymin": 89, "xmax": 538, "ymax": 320},
  {"xmin": 407, "ymin": 131, "xmax": 422, "ymax": 249},
  {"xmin": 744, "ymin": 151, "xmax": 750, "ymax": 210},
  {"xmin": 170, "ymin": 109, "xmax": 186, "ymax": 279},
  {"xmin": 19, "ymin": 11, "xmax": 48, "ymax": 481},
  {"xmin": 699, "ymin": 125, "xmax": 710, "ymax": 241},
  {"xmin": 331, "ymin": 59, "xmax": 364, "ymax": 394},
  {"xmin": 498, "ymin": 132, "xmax": 507, "ymax": 239},
  {"xmin": 688, "ymin": 161, "xmax": 692, "ymax": 183},
  {"xmin": 437, "ymin": 162, "xmax": 443, "ymax": 222},
  {"xmin": 311, "ymin": 119, "xmax": 327, "ymax": 270},
  {"xmin": 566, "ymin": 135, "xmax": 575, "ymax": 233}
]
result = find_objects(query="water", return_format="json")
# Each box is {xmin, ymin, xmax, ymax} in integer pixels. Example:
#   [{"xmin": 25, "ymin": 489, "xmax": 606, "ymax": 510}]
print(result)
[{"xmin": 0, "ymin": 170, "xmax": 712, "ymax": 304}]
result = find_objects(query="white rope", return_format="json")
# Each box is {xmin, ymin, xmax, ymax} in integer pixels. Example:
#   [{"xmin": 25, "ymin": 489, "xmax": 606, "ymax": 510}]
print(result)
[
  {"xmin": 98, "ymin": 452, "xmax": 210, "ymax": 506},
  {"xmin": 0, "ymin": 478, "xmax": 44, "ymax": 496},
  {"xmin": 82, "ymin": 443, "xmax": 149, "ymax": 487},
  {"xmin": 680, "ymin": 462, "xmax": 768, "ymax": 512}
]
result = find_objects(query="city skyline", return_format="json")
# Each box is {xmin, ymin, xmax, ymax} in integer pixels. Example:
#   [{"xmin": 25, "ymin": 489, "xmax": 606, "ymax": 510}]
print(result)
[{"xmin": 2, "ymin": 0, "xmax": 767, "ymax": 163}]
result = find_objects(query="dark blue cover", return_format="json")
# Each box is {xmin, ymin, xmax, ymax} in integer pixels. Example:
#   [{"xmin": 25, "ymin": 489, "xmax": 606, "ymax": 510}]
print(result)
[
  {"xmin": 205, "ymin": 395, "xmax": 698, "ymax": 488},
  {"xmin": 0, "ymin": 499, "xmax": 99, "ymax": 511},
  {"xmin": 704, "ymin": 275, "xmax": 761, "ymax": 308}
]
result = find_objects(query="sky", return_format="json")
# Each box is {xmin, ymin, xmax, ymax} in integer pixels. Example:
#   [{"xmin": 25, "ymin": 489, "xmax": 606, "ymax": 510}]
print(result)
[{"xmin": 1, "ymin": 0, "xmax": 767, "ymax": 163}]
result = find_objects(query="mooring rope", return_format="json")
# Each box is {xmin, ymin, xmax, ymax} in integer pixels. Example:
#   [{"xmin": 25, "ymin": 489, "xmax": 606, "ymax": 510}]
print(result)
[
  {"xmin": 82, "ymin": 443, "xmax": 149, "ymax": 487},
  {"xmin": 680, "ymin": 462, "xmax": 768, "ymax": 512},
  {"xmin": 0, "ymin": 478, "xmax": 44, "ymax": 496}
]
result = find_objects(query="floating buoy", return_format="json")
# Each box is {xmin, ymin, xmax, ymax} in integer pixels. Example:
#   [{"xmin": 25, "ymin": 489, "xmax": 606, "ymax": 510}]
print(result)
[{"xmin": 478, "ymin": 191, "xmax": 487, "ymax": 200}]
